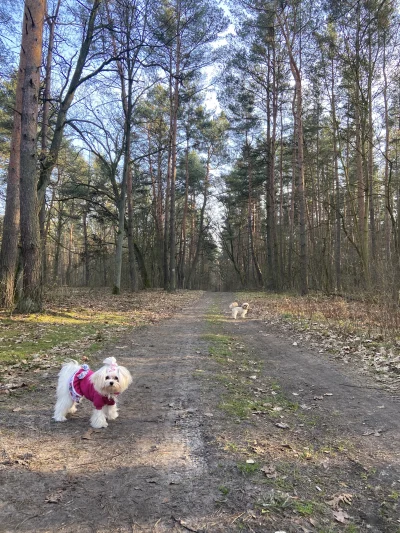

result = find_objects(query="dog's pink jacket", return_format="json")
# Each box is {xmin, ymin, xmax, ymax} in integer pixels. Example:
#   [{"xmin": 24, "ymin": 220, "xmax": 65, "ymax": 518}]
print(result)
[{"xmin": 72, "ymin": 369, "xmax": 117, "ymax": 410}]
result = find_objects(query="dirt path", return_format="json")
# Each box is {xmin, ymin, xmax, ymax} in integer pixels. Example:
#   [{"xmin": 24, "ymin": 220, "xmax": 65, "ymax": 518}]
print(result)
[{"xmin": 1, "ymin": 292, "xmax": 400, "ymax": 532}]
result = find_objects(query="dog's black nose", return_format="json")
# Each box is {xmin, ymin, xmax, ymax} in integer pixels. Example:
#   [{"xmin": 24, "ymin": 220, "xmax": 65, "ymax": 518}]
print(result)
[{"xmin": 109, "ymin": 381, "xmax": 114, "ymax": 386}]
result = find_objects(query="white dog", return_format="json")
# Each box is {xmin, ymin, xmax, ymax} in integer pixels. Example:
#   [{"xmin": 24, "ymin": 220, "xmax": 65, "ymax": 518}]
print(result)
[
  {"xmin": 229, "ymin": 302, "xmax": 250, "ymax": 319},
  {"xmin": 53, "ymin": 356, "xmax": 132, "ymax": 428}
]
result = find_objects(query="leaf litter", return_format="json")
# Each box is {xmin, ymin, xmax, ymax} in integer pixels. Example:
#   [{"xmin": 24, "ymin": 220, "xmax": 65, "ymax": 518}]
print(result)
[
  {"xmin": 244, "ymin": 293, "xmax": 400, "ymax": 390},
  {"xmin": 0, "ymin": 288, "xmax": 202, "ymax": 392}
]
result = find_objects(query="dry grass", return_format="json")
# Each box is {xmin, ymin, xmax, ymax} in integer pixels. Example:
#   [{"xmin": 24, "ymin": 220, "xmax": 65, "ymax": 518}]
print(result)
[
  {"xmin": 0, "ymin": 288, "xmax": 203, "ymax": 381},
  {"xmin": 240, "ymin": 292, "xmax": 400, "ymax": 341}
]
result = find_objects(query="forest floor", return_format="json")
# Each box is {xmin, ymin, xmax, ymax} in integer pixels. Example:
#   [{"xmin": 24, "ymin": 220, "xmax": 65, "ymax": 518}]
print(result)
[{"xmin": 1, "ymin": 290, "xmax": 400, "ymax": 532}]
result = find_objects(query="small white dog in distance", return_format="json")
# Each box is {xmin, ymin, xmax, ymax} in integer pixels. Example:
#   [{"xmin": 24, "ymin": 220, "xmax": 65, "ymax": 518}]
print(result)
[
  {"xmin": 229, "ymin": 302, "xmax": 250, "ymax": 319},
  {"xmin": 53, "ymin": 356, "xmax": 132, "ymax": 429}
]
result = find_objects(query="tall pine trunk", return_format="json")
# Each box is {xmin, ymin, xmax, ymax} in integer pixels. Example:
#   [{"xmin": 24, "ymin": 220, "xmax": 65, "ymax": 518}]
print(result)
[
  {"xmin": 0, "ymin": 36, "xmax": 25, "ymax": 309},
  {"xmin": 40, "ymin": 0, "xmax": 61, "ymax": 286},
  {"xmin": 17, "ymin": 0, "xmax": 46, "ymax": 313},
  {"xmin": 278, "ymin": 8, "xmax": 308, "ymax": 295},
  {"xmin": 169, "ymin": 41, "xmax": 181, "ymax": 292}
]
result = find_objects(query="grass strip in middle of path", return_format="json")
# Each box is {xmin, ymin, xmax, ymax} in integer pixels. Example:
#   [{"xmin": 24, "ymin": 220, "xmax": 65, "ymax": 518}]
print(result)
[
  {"xmin": 198, "ymin": 301, "xmax": 387, "ymax": 532},
  {"xmin": 204, "ymin": 304, "xmax": 296, "ymax": 421}
]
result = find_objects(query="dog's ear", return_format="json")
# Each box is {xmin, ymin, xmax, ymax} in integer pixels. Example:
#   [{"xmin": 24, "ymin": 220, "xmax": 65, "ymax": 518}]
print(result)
[
  {"xmin": 118, "ymin": 366, "xmax": 132, "ymax": 391},
  {"xmin": 90, "ymin": 366, "xmax": 107, "ymax": 393}
]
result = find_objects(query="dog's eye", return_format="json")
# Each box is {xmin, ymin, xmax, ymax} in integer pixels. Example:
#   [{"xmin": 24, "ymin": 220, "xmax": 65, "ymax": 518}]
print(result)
[{"xmin": 106, "ymin": 376, "xmax": 110, "ymax": 380}]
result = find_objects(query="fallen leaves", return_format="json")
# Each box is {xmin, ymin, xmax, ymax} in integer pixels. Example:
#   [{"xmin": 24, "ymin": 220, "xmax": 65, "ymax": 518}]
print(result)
[
  {"xmin": 327, "ymin": 493, "xmax": 353, "ymax": 523},
  {"xmin": 81, "ymin": 429, "xmax": 94, "ymax": 440},
  {"xmin": 328, "ymin": 493, "xmax": 353, "ymax": 508},
  {"xmin": 45, "ymin": 490, "xmax": 63, "ymax": 504},
  {"xmin": 275, "ymin": 422, "xmax": 290, "ymax": 429},
  {"xmin": 0, "ymin": 289, "xmax": 203, "ymax": 392},
  {"xmin": 362, "ymin": 428, "xmax": 383, "ymax": 437},
  {"xmin": 332, "ymin": 509, "xmax": 351, "ymax": 523},
  {"xmin": 261, "ymin": 465, "xmax": 278, "ymax": 478},
  {"xmin": 248, "ymin": 294, "xmax": 400, "ymax": 388}
]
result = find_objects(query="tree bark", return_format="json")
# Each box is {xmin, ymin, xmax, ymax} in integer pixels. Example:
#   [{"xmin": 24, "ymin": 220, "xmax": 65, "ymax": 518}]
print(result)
[
  {"xmin": 178, "ymin": 139, "xmax": 190, "ymax": 288},
  {"xmin": 247, "ymin": 151, "xmax": 263, "ymax": 287},
  {"xmin": 113, "ymin": 180, "xmax": 126, "ymax": 295},
  {"xmin": 187, "ymin": 150, "xmax": 210, "ymax": 287},
  {"xmin": 277, "ymin": 8, "xmax": 308, "ymax": 295},
  {"xmin": 39, "ymin": 0, "xmax": 61, "ymax": 285},
  {"xmin": 17, "ymin": 0, "xmax": 46, "ymax": 313},
  {"xmin": 0, "ymin": 32, "xmax": 25, "ymax": 309},
  {"xmin": 169, "ymin": 39, "xmax": 181, "ymax": 292}
]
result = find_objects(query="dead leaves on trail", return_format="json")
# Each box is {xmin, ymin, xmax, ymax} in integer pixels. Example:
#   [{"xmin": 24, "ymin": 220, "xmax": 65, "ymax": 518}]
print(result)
[
  {"xmin": 43, "ymin": 287, "xmax": 201, "ymax": 318},
  {"xmin": 327, "ymin": 493, "xmax": 354, "ymax": 524},
  {"xmin": 327, "ymin": 493, "xmax": 353, "ymax": 509},
  {"xmin": 242, "ymin": 293, "xmax": 400, "ymax": 388},
  {"xmin": 0, "ymin": 289, "xmax": 203, "ymax": 391}
]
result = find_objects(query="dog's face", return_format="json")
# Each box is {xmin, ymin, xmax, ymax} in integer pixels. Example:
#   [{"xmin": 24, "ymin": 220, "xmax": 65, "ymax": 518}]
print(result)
[
  {"xmin": 242, "ymin": 303, "xmax": 249, "ymax": 310},
  {"xmin": 90, "ymin": 363, "xmax": 132, "ymax": 396}
]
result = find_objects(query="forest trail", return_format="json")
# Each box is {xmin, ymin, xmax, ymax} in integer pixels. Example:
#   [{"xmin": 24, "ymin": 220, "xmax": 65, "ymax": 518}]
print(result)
[{"xmin": 1, "ymin": 292, "xmax": 400, "ymax": 532}]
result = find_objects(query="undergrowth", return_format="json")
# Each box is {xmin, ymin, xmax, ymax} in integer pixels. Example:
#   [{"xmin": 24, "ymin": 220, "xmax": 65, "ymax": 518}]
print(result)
[{"xmin": 238, "ymin": 291, "xmax": 400, "ymax": 341}]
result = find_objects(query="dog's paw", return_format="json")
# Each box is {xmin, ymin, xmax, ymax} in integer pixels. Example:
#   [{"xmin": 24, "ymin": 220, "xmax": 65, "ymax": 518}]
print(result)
[
  {"xmin": 91, "ymin": 420, "xmax": 108, "ymax": 428},
  {"xmin": 107, "ymin": 411, "xmax": 119, "ymax": 420},
  {"xmin": 53, "ymin": 415, "xmax": 67, "ymax": 422},
  {"xmin": 90, "ymin": 410, "xmax": 109, "ymax": 428}
]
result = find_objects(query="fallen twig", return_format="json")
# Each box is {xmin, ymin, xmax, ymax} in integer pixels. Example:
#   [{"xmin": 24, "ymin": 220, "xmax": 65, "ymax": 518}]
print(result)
[
  {"xmin": 171, "ymin": 515, "xmax": 199, "ymax": 532},
  {"xmin": 16, "ymin": 514, "xmax": 39, "ymax": 530}
]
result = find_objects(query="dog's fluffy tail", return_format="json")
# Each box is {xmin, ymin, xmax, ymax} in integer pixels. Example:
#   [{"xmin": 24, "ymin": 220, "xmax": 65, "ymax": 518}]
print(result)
[
  {"xmin": 56, "ymin": 360, "xmax": 81, "ymax": 396},
  {"xmin": 59, "ymin": 359, "xmax": 81, "ymax": 376},
  {"xmin": 229, "ymin": 302, "xmax": 238, "ymax": 309}
]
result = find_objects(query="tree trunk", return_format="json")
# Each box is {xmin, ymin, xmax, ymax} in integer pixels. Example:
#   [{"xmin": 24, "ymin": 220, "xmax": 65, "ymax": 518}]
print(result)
[
  {"xmin": 39, "ymin": 0, "xmax": 61, "ymax": 285},
  {"xmin": 66, "ymin": 224, "xmax": 73, "ymax": 286},
  {"xmin": 327, "ymin": 54, "xmax": 342, "ymax": 292},
  {"xmin": 0, "ymin": 33, "xmax": 25, "ymax": 309},
  {"xmin": 106, "ymin": 1, "xmax": 138, "ymax": 293},
  {"xmin": 113, "ymin": 181, "xmax": 126, "ymax": 294},
  {"xmin": 178, "ymin": 141, "xmax": 190, "ymax": 288},
  {"xmin": 187, "ymin": 151, "xmax": 210, "ymax": 286},
  {"xmin": 288, "ymin": 89, "xmax": 296, "ymax": 289},
  {"xmin": 355, "ymin": 3, "xmax": 369, "ymax": 288},
  {"xmin": 277, "ymin": 8, "xmax": 308, "ymax": 295},
  {"xmin": 169, "ymin": 41, "xmax": 181, "ymax": 292},
  {"xmin": 82, "ymin": 207, "xmax": 90, "ymax": 286},
  {"xmin": 17, "ymin": 0, "xmax": 46, "ymax": 314},
  {"xmin": 383, "ymin": 36, "xmax": 391, "ymax": 262},
  {"xmin": 291, "ymin": 64, "xmax": 308, "ymax": 295},
  {"xmin": 127, "ymin": 165, "xmax": 138, "ymax": 291},
  {"xmin": 265, "ymin": 41, "xmax": 279, "ymax": 291},
  {"xmin": 247, "ymin": 152, "xmax": 263, "ymax": 287},
  {"xmin": 367, "ymin": 26, "xmax": 376, "ymax": 284},
  {"xmin": 148, "ymin": 128, "xmax": 164, "ymax": 286},
  {"xmin": 53, "ymin": 202, "xmax": 63, "ymax": 283}
]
